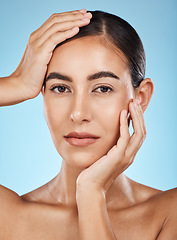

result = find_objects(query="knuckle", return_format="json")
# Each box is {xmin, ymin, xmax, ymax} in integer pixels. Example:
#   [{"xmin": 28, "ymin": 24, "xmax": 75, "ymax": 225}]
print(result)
[
  {"xmin": 50, "ymin": 22, "xmax": 58, "ymax": 30},
  {"xmin": 143, "ymin": 132, "xmax": 147, "ymax": 141},
  {"xmin": 125, "ymin": 131, "xmax": 130, "ymax": 141},
  {"xmin": 76, "ymin": 12, "xmax": 85, "ymax": 18},
  {"xmin": 129, "ymin": 157, "xmax": 135, "ymax": 166},
  {"xmin": 60, "ymin": 31, "xmax": 67, "ymax": 41},
  {"xmin": 52, "ymin": 15, "xmax": 59, "ymax": 22},
  {"xmin": 51, "ymin": 32, "xmax": 66, "ymax": 45},
  {"xmin": 28, "ymin": 40, "xmax": 34, "ymax": 50},
  {"xmin": 139, "ymin": 134, "xmax": 144, "ymax": 144},
  {"xmin": 138, "ymin": 139, "xmax": 144, "ymax": 149},
  {"xmin": 51, "ymin": 15, "xmax": 58, "ymax": 24},
  {"xmin": 50, "ymin": 34, "xmax": 57, "ymax": 45},
  {"xmin": 50, "ymin": 13, "xmax": 60, "ymax": 23},
  {"xmin": 69, "ymin": 19, "xmax": 76, "ymax": 24},
  {"xmin": 144, "ymin": 128, "xmax": 147, "ymax": 137},
  {"xmin": 140, "ymin": 131, "xmax": 144, "ymax": 139},
  {"xmin": 51, "ymin": 13, "xmax": 58, "ymax": 19},
  {"xmin": 141, "ymin": 129, "xmax": 147, "ymax": 141},
  {"xmin": 29, "ymin": 32, "xmax": 36, "ymax": 43},
  {"xmin": 137, "ymin": 128, "xmax": 143, "ymax": 139}
]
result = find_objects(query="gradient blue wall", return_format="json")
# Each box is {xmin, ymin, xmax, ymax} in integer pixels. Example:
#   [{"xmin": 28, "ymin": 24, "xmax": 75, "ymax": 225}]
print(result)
[{"xmin": 0, "ymin": 0, "xmax": 177, "ymax": 195}]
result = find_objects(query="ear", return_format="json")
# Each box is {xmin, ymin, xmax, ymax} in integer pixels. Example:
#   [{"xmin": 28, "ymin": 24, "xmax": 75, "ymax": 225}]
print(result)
[{"xmin": 135, "ymin": 78, "xmax": 154, "ymax": 113}]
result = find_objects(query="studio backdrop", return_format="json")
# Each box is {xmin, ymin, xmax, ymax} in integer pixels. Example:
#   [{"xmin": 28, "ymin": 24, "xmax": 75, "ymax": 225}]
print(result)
[{"xmin": 0, "ymin": 0, "xmax": 177, "ymax": 195}]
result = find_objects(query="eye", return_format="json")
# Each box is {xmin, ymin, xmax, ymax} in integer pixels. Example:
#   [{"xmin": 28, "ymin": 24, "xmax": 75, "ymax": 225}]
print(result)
[
  {"xmin": 94, "ymin": 85, "xmax": 113, "ymax": 93},
  {"xmin": 50, "ymin": 85, "xmax": 70, "ymax": 93}
]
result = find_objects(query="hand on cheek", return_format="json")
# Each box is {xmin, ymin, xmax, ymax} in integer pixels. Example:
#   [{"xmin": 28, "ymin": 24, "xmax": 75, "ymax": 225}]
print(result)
[{"xmin": 76, "ymin": 99, "xmax": 146, "ymax": 194}]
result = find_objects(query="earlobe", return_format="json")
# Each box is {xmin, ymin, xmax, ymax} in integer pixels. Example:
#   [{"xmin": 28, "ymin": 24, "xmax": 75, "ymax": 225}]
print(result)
[{"xmin": 135, "ymin": 78, "xmax": 154, "ymax": 112}]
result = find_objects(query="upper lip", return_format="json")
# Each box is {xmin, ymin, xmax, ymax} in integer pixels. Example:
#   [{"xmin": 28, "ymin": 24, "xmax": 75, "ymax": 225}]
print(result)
[{"xmin": 64, "ymin": 132, "xmax": 100, "ymax": 139}]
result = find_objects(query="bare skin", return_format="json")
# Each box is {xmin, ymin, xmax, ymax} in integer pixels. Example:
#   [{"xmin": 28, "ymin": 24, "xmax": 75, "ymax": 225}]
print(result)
[
  {"xmin": 1, "ymin": 176, "xmax": 177, "ymax": 239},
  {"xmin": 0, "ymin": 9, "xmax": 177, "ymax": 240}
]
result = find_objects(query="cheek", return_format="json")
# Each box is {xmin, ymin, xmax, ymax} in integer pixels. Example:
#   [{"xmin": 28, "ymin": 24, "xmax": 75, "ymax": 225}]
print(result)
[
  {"xmin": 96, "ymin": 92, "xmax": 128, "ymax": 121},
  {"xmin": 102, "ymin": 101, "xmax": 121, "ymax": 139},
  {"xmin": 43, "ymin": 97, "xmax": 67, "ymax": 133},
  {"xmin": 94, "ymin": 97, "xmax": 123, "ymax": 145},
  {"xmin": 95, "ymin": 91, "xmax": 130, "ymax": 143}
]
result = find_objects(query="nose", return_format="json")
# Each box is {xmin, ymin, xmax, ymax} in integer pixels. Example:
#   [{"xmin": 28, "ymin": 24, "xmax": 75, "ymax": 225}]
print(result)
[{"xmin": 70, "ymin": 92, "xmax": 92, "ymax": 124}]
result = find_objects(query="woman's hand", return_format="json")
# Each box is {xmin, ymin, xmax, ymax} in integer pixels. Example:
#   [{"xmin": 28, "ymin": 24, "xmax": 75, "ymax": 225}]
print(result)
[
  {"xmin": 76, "ymin": 99, "xmax": 146, "ymax": 193},
  {"xmin": 76, "ymin": 98, "xmax": 146, "ymax": 240},
  {"xmin": 5, "ymin": 9, "xmax": 92, "ymax": 102}
]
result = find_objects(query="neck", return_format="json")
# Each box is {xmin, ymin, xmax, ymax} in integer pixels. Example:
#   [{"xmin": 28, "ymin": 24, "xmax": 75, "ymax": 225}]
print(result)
[
  {"xmin": 48, "ymin": 161, "xmax": 82, "ymax": 207},
  {"xmin": 48, "ymin": 160, "xmax": 135, "ymax": 209}
]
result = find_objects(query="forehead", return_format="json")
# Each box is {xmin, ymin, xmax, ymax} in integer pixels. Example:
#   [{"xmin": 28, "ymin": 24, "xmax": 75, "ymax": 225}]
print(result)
[{"xmin": 47, "ymin": 36, "xmax": 129, "ymax": 77}]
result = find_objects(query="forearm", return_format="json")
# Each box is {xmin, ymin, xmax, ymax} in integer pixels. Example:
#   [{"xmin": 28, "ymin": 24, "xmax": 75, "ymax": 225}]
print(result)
[
  {"xmin": 0, "ymin": 76, "xmax": 30, "ymax": 106},
  {"xmin": 76, "ymin": 186, "xmax": 117, "ymax": 240}
]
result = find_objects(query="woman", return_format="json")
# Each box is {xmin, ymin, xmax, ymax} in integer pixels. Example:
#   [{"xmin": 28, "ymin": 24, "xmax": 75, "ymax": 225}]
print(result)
[{"xmin": 0, "ymin": 9, "xmax": 177, "ymax": 240}]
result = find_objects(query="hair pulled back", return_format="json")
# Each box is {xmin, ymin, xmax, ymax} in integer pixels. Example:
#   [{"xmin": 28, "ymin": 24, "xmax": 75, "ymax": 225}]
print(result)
[{"xmin": 56, "ymin": 10, "xmax": 146, "ymax": 88}]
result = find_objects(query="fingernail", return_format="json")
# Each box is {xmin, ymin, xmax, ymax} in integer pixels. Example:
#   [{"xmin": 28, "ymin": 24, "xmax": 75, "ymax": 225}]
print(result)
[
  {"xmin": 123, "ymin": 110, "xmax": 127, "ymax": 118},
  {"xmin": 81, "ymin": 17, "xmax": 90, "ymax": 21},
  {"xmin": 134, "ymin": 98, "xmax": 140, "ymax": 105},
  {"xmin": 72, "ymin": 26, "xmax": 78, "ymax": 31},
  {"xmin": 84, "ymin": 12, "xmax": 92, "ymax": 18},
  {"xmin": 79, "ymin": 9, "xmax": 86, "ymax": 13}
]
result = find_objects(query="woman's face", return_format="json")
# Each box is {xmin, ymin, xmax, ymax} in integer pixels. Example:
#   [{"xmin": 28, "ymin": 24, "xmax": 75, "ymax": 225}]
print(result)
[{"xmin": 43, "ymin": 36, "xmax": 135, "ymax": 169}]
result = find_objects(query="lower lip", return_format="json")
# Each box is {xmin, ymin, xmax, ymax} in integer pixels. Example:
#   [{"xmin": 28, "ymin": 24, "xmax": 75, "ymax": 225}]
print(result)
[{"xmin": 64, "ymin": 137, "xmax": 99, "ymax": 147}]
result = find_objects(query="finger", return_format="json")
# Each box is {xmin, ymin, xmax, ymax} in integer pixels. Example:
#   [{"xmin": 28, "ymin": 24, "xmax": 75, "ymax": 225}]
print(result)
[
  {"xmin": 45, "ymin": 11, "xmax": 92, "ymax": 29},
  {"xmin": 126, "ymin": 100, "xmax": 146, "ymax": 157},
  {"xmin": 116, "ymin": 109, "xmax": 130, "ymax": 154},
  {"xmin": 135, "ymin": 99, "xmax": 146, "ymax": 136},
  {"xmin": 39, "ymin": 27, "xmax": 80, "ymax": 62},
  {"xmin": 131, "ymin": 99, "xmax": 146, "ymax": 140},
  {"xmin": 58, "ymin": 9, "xmax": 87, "ymax": 15},
  {"xmin": 102, "ymin": 109, "xmax": 130, "ymax": 172},
  {"xmin": 33, "ymin": 11, "xmax": 92, "ymax": 40},
  {"xmin": 77, "ymin": 110, "xmax": 132, "ymax": 190},
  {"xmin": 36, "ymin": 17, "xmax": 91, "ymax": 47}
]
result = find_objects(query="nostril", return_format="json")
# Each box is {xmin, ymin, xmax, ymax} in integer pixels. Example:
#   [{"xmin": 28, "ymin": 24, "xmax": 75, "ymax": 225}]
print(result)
[{"xmin": 70, "ymin": 100, "xmax": 92, "ymax": 123}]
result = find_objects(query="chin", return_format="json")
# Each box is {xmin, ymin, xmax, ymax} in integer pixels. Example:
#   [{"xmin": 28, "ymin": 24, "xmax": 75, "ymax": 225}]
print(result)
[
  {"xmin": 53, "ymin": 135, "xmax": 119, "ymax": 169},
  {"xmin": 58, "ymin": 147, "xmax": 108, "ymax": 170}
]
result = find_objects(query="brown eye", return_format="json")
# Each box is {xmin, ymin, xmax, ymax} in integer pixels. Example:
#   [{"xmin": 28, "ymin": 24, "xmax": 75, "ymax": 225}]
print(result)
[
  {"xmin": 94, "ymin": 85, "xmax": 113, "ymax": 93},
  {"xmin": 50, "ymin": 85, "xmax": 70, "ymax": 93},
  {"xmin": 57, "ymin": 86, "xmax": 66, "ymax": 92}
]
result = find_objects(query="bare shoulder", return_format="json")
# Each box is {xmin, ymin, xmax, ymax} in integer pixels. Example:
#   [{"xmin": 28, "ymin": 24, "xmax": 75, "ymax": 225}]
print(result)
[
  {"xmin": 150, "ymin": 187, "xmax": 177, "ymax": 210},
  {"xmin": 0, "ymin": 184, "xmax": 23, "ymax": 206},
  {"xmin": 141, "ymin": 187, "xmax": 177, "ymax": 239},
  {"xmin": 127, "ymin": 177, "xmax": 162, "ymax": 203},
  {"xmin": 0, "ymin": 185, "xmax": 24, "ymax": 238},
  {"xmin": 120, "ymin": 178, "xmax": 177, "ymax": 239},
  {"xmin": 149, "ymin": 188, "xmax": 177, "ymax": 239},
  {"xmin": 0, "ymin": 184, "xmax": 70, "ymax": 240},
  {"xmin": 130, "ymin": 178, "xmax": 177, "ymax": 212}
]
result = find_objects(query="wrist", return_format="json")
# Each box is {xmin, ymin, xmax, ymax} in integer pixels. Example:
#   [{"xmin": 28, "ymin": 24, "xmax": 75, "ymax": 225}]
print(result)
[
  {"xmin": 76, "ymin": 183, "xmax": 105, "ymax": 205},
  {"xmin": 11, "ymin": 73, "xmax": 37, "ymax": 101}
]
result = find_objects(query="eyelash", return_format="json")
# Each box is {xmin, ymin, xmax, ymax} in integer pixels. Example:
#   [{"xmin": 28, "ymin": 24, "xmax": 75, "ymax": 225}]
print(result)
[
  {"xmin": 50, "ymin": 85, "xmax": 113, "ymax": 94},
  {"xmin": 50, "ymin": 85, "xmax": 70, "ymax": 93}
]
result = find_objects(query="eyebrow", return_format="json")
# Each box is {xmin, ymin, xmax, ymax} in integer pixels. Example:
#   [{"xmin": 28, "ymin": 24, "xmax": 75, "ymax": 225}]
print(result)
[{"xmin": 45, "ymin": 71, "xmax": 120, "ymax": 82}]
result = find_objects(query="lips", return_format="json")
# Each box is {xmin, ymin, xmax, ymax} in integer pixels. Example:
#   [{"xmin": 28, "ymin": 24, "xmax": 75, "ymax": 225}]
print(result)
[{"xmin": 64, "ymin": 132, "xmax": 100, "ymax": 147}]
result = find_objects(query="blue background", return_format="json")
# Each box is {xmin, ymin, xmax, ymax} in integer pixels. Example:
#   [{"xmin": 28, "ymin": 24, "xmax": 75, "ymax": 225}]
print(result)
[{"xmin": 0, "ymin": 0, "xmax": 177, "ymax": 195}]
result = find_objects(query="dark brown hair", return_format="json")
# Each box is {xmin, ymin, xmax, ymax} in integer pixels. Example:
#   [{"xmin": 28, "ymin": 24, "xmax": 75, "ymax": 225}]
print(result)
[{"xmin": 56, "ymin": 10, "xmax": 146, "ymax": 88}]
